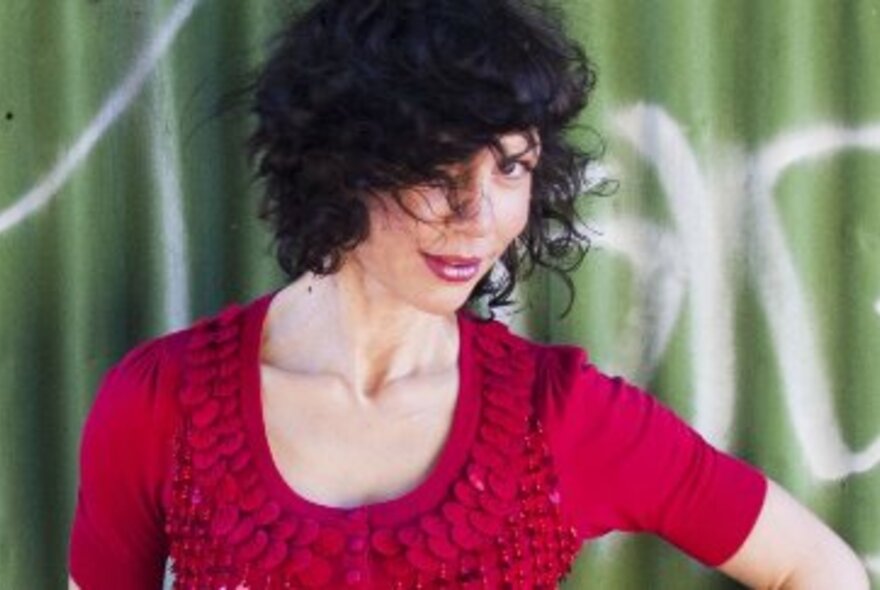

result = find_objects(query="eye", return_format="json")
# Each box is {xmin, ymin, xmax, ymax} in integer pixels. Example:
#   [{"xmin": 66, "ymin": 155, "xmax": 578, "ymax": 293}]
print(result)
[{"xmin": 496, "ymin": 158, "xmax": 534, "ymax": 180}]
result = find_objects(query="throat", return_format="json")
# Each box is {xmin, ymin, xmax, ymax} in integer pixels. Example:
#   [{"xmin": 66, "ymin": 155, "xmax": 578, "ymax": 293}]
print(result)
[{"xmin": 261, "ymin": 275, "xmax": 461, "ymax": 403}]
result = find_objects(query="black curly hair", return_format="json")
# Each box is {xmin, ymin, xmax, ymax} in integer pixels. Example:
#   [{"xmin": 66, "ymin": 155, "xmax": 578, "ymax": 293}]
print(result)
[{"xmin": 249, "ymin": 0, "xmax": 605, "ymax": 315}]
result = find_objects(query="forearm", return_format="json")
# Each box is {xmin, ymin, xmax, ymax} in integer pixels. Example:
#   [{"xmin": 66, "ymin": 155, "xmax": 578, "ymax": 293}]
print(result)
[
  {"xmin": 775, "ymin": 538, "xmax": 869, "ymax": 590},
  {"xmin": 720, "ymin": 480, "xmax": 869, "ymax": 590}
]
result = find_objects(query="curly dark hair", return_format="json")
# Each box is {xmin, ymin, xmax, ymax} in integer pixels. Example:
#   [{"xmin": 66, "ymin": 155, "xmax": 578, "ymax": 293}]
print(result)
[{"xmin": 249, "ymin": 0, "xmax": 605, "ymax": 315}]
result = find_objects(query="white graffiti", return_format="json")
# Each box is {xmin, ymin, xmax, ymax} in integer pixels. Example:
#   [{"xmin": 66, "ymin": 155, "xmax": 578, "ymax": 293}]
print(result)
[
  {"xmin": 591, "ymin": 214, "xmax": 687, "ymax": 382},
  {"xmin": 867, "ymin": 553, "xmax": 880, "ymax": 576},
  {"xmin": 148, "ymin": 58, "xmax": 191, "ymax": 331},
  {"xmin": 750, "ymin": 123, "xmax": 880, "ymax": 480},
  {"xmin": 0, "ymin": 0, "xmax": 203, "ymax": 235},
  {"xmin": 611, "ymin": 105, "xmax": 739, "ymax": 449},
  {"xmin": 602, "ymin": 103, "xmax": 880, "ymax": 481}
]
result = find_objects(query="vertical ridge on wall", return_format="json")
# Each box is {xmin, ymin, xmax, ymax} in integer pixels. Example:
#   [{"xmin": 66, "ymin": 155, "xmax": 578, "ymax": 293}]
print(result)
[{"xmin": 0, "ymin": 1, "xmax": 877, "ymax": 588}]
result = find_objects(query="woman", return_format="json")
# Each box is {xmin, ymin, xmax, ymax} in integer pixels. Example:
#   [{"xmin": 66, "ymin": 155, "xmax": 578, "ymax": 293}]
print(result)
[{"xmin": 68, "ymin": 0, "xmax": 869, "ymax": 588}]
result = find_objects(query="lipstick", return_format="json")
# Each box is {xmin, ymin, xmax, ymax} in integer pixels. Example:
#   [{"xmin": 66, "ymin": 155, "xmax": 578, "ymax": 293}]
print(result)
[{"xmin": 421, "ymin": 254, "xmax": 481, "ymax": 283}]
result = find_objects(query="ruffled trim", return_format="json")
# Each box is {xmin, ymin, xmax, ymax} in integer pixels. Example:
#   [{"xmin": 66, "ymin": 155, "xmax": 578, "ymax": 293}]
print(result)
[{"xmin": 167, "ymin": 307, "xmax": 578, "ymax": 589}]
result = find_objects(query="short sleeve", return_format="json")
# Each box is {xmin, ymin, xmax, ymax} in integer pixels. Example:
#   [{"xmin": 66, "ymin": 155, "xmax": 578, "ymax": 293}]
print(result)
[
  {"xmin": 69, "ymin": 334, "xmax": 185, "ymax": 590},
  {"xmin": 537, "ymin": 345, "xmax": 768, "ymax": 567}
]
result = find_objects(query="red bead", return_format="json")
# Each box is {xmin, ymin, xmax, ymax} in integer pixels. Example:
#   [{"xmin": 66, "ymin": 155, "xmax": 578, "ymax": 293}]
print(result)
[
  {"xmin": 344, "ymin": 568, "xmax": 364, "ymax": 585},
  {"xmin": 214, "ymin": 379, "xmax": 239, "ymax": 398},
  {"xmin": 228, "ymin": 515, "xmax": 256, "ymax": 545},
  {"xmin": 479, "ymin": 492, "xmax": 514, "ymax": 517},
  {"xmin": 488, "ymin": 473, "xmax": 517, "ymax": 500},
  {"xmin": 406, "ymin": 546, "xmax": 440, "ymax": 574},
  {"xmin": 255, "ymin": 501, "xmax": 282, "ymax": 526},
  {"xmin": 441, "ymin": 501, "xmax": 468, "ymax": 526},
  {"xmin": 218, "ymin": 431, "xmax": 246, "ymax": 456},
  {"xmin": 181, "ymin": 384, "xmax": 209, "ymax": 406},
  {"xmin": 216, "ymin": 356, "xmax": 241, "ymax": 380},
  {"xmin": 241, "ymin": 486, "xmax": 268, "ymax": 512},
  {"xmin": 419, "ymin": 514, "xmax": 447, "ymax": 537},
  {"xmin": 283, "ymin": 547, "xmax": 313, "ymax": 574},
  {"xmin": 218, "ymin": 475, "xmax": 240, "ymax": 503},
  {"xmin": 314, "ymin": 527, "xmax": 346, "ymax": 556},
  {"xmin": 202, "ymin": 462, "xmax": 225, "ymax": 487},
  {"xmin": 211, "ymin": 504, "xmax": 240, "ymax": 537},
  {"xmin": 469, "ymin": 510, "xmax": 502, "ymax": 536},
  {"xmin": 371, "ymin": 528, "xmax": 402, "ymax": 556},
  {"xmin": 453, "ymin": 481, "xmax": 478, "ymax": 507},
  {"xmin": 471, "ymin": 444, "xmax": 505, "ymax": 471},
  {"xmin": 451, "ymin": 522, "xmax": 482, "ymax": 550},
  {"xmin": 347, "ymin": 535, "xmax": 367, "ymax": 553},
  {"xmin": 188, "ymin": 428, "xmax": 217, "ymax": 451},
  {"xmin": 427, "ymin": 535, "xmax": 459, "ymax": 560},
  {"xmin": 297, "ymin": 555, "xmax": 332, "ymax": 588},
  {"xmin": 236, "ymin": 530, "xmax": 269, "ymax": 562},
  {"xmin": 466, "ymin": 464, "xmax": 487, "ymax": 492},
  {"xmin": 271, "ymin": 518, "xmax": 300, "ymax": 541},
  {"xmin": 217, "ymin": 416, "xmax": 244, "ymax": 436},
  {"xmin": 193, "ymin": 448, "xmax": 220, "ymax": 470},
  {"xmin": 293, "ymin": 519, "xmax": 320, "ymax": 547},
  {"xmin": 192, "ymin": 399, "xmax": 221, "ymax": 428},
  {"xmin": 397, "ymin": 526, "xmax": 422, "ymax": 547}
]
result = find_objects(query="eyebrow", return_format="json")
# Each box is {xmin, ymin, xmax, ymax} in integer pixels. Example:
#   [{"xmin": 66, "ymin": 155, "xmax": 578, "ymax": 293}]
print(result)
[
  {"xmin": 498, "ymin": 144, "xmax": 541, "ymax": 165},
  {"xmin": 494, "ymin": 137, "xmax": 542, "ymax": 162}
]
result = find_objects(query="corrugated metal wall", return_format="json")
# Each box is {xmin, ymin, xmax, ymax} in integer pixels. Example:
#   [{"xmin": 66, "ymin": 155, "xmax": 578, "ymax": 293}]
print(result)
[{"xmin": 1, "ymin": 1, "xmax": 877, "ymax": 588}]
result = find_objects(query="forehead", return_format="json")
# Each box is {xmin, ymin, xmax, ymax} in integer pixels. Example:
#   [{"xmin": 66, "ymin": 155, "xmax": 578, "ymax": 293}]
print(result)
[{"xmin": 495, "ymin": 131, "xmax": 541, "ymax": 156}]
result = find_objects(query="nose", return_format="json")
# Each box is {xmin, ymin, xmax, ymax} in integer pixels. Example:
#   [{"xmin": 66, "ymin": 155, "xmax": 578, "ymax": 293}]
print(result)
[
  {"xmin": 450, "ymin": 176, "xmax": 495, "ymax": 236},
  {"xmin": 452, "ymin": 161, "xmax": 495, "ymax": 235}
]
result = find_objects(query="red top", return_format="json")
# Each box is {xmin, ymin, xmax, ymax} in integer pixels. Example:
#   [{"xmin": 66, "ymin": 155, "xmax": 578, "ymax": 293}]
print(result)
[{"xmin": 69, "ymin": 292, "xmax": 767, "ymax": 589}]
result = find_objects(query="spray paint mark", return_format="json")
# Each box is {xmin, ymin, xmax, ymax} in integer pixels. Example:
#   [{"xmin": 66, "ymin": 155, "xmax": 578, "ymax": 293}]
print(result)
[
  {"xmin": 750, "ymin": 122, "xmax": 880, "ymax": 479},
  {"xmin": 0, "ymin": 0, "xmax": 203, "ymax": 235},
  {"xmin": 589, "ymin": 214, "xmax": 686, "ymax": 381},
  {"xmin": 604, "ymin": 104, "xmax": 880, "ymax": 479},
  {"xmin": 866, "ymin": 553, "xmax": 880, "ymax": 578},
  {"xmin": 612, "ymin": 104, "xmax": 739, "ymax": 449},
  {"xmin": 148, "ymin": 59, "xmax": 191, "ymax": 331}
]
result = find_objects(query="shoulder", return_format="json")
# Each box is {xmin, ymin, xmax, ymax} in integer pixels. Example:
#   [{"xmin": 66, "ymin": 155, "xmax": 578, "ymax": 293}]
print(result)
[
  {"xmin": 461, "ymin": 310, "xmax": 582, "ymax": 362},
  {"xmin": 461, "ymin": 311, "xmax": 592, "ymax": 394},
  {"xmin": 90, "ymin": 292, "xmax": 269, "ymax": 415},
  {"xmin": 464, "ymin": 314, "xmax": 652, "ymax": 439},
  {"xmin": 105, "ymin": 328, "xmax": 189, "ymax": 391},
  {"xmin": 85, "ymin": 294, "xmax": 262, "ymax": 437},
  {"xmin": 82, "ymin": 328, "xmax": 194, "ymax": 469}
]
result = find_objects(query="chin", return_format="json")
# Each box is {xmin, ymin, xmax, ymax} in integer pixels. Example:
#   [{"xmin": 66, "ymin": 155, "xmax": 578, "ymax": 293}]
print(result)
[{"xmin": 408, "ymin": 288, "xmax": 474, "ymax": 316}]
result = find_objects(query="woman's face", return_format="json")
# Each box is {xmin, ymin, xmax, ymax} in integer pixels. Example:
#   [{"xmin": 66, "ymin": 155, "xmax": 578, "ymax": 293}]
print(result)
[{"xmin": 344, "ymin": 132, "xmax": 539, "ymax": 315}]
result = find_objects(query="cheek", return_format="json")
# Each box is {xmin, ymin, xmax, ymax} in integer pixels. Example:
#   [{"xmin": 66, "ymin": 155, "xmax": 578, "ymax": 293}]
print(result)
[
  {"xmin": 366, "ymin": 196, "xmax": 419, "ymax": 238},
  {"xmin": 361, "ymin": 202, "xmax": 428, "ymax": 267},
  {"xmin": 495, "ymin": 194, "xmax": 532, "ymax": 242}
]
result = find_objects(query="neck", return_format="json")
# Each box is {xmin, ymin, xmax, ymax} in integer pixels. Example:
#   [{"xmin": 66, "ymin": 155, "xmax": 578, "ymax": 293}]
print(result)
[{"xmin": 261, "ymin": 266, "xmax": 459, "ymax": 401}]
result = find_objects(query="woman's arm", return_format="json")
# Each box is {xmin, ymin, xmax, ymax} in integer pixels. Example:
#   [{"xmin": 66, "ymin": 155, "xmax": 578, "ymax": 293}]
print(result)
[{"xmin": 718, "ymin": 479, "xmax": 869, "ymax": 589}]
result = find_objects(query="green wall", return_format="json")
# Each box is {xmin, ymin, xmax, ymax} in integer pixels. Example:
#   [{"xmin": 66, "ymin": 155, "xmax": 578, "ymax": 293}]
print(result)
[{"xmin": 1, "ymin": 1, "xmax": 877, "ymax": 588}]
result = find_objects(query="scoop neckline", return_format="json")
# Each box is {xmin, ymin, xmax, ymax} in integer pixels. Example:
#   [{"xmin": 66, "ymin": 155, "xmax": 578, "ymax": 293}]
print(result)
[{"xmin": 239, "ymin": 290, "xmax": 482, "ymax": 526}]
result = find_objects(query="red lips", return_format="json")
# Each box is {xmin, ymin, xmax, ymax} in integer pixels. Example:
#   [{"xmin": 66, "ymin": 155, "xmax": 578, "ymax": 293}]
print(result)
[
  {"xmin": 424, "ymin": 254, "xmax": 481, "ymax": 266},
  {"xmin": 421, "ymin": 253, "xmax": 482, "ymax": 283}
]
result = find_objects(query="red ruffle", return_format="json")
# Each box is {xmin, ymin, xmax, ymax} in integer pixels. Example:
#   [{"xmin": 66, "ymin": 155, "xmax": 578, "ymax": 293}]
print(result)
[{"xmin": 167, "ymin": 308, "xmax": 578, "ymax": 588}]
